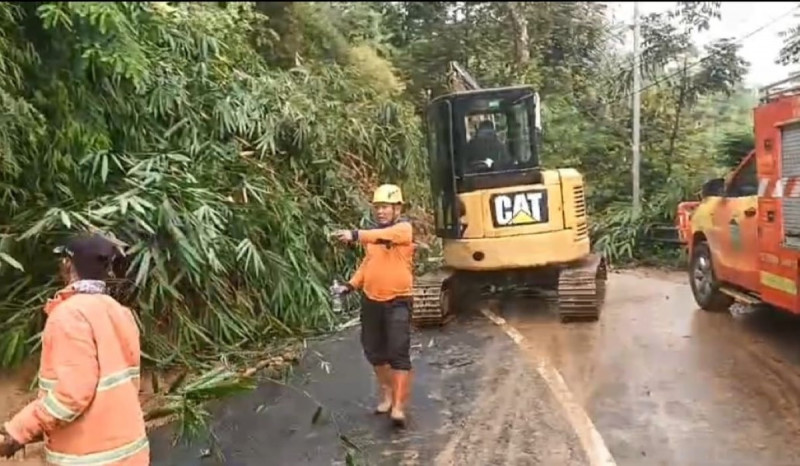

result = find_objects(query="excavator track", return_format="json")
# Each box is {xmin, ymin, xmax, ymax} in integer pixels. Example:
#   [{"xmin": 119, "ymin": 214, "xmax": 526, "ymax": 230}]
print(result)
[
  {"xmin": 556, "ymin": 253, "xmax": 607, "ymax": 322},
  {"xmin": 411, "ymin": 271, "xmax": 455, "ymax": 328},
  {"xmin": 411, "ymin": 255, "xmax": 607, "ymax": 327}
]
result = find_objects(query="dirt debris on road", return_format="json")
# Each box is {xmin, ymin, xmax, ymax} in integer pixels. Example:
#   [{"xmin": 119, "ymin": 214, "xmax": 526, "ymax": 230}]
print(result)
[
  {"xmin": 433, "ymin": 334, "xmax": 586, "ymax": 466},
  {"xmin": 149, "ymin": 314, "xmax": 588, "ymax": 466}
]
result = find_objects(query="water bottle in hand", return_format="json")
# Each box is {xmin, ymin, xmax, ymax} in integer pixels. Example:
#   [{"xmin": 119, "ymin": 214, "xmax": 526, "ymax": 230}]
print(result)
[{"xmin": 331, "ymin": 279, "xmax": 344, "ymax": 313}]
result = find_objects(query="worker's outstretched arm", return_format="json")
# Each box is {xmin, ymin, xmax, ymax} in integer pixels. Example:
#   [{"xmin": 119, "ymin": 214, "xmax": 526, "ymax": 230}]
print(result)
[
  {"xmin": 354, "ymin": 221, "xmax": 412, "ymax": 246},
  {"xmin": 4, "ymin": 309, "xmax": 99, "ymax": 444}
]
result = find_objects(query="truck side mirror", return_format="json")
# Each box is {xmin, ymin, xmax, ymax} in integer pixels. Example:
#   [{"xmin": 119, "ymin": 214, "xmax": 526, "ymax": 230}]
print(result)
[{"xmin": 701, "ymin": 178, "xmax": 725, "ymax": 198}]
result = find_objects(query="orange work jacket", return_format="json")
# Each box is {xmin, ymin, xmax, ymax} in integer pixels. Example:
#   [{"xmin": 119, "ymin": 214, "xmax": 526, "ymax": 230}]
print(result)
[
  {"xmin": 4, "ymin": 280, "xmax": 148, "ymax": 465},
  {"xmin": 348, "ymin": 220, "xmax": 415, "ymax": 301}
]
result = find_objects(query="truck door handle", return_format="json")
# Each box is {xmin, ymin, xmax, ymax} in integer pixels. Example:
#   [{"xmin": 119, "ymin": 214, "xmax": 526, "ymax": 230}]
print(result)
[{"xmin": 744, "ymin": 208, "xmax": 756, "ymax": 218}]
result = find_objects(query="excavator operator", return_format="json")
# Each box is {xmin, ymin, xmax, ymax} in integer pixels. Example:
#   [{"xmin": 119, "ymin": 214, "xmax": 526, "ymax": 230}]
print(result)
[
  {"xmin": 331, "ymin": 184, "xmax": 415, "ymax": 428},
  {"xmin": 465, "ymin": 120, "xmax": 509, "ymax": 171}
]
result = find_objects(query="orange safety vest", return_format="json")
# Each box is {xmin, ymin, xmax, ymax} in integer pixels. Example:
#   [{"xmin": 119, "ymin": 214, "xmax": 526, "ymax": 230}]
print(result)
[{"xmin": 4, "ymin": 281, "xmax": 148, "ymax": 465}]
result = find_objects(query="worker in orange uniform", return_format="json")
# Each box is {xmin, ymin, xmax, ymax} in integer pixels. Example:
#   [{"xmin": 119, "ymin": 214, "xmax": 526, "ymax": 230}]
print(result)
[
  {"xmin": 332, "ymin": 184, "xmax": 415, "ymax": 428},
  {"xmin": 0, "ymin": 233, "xmax": 148, "ymax": 465}
]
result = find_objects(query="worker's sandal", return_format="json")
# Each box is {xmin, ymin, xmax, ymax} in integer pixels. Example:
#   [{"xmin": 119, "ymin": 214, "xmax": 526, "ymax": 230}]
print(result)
[
  {"xmin": 390, "ymin": 369, "xmax": 412, "ymax": 428},
  {"xmin": 373, "ymin": 364, "xmax": 393, "ymax": 414}
]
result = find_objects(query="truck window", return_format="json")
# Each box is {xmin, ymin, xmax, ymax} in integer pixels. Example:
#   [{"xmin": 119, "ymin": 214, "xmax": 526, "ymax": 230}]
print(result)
[{"xmin": 726, "ymin": 157, "xmax": 757, "ymax": 197}]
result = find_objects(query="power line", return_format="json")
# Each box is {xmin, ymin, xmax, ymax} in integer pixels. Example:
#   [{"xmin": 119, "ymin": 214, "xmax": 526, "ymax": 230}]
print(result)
[
  {"xmin": 545, "ymin": 3, "xmax": 799, "ymax": 134},
  {"xmin": 546, "ymin": 4, "xmax": 797, "ymax": 142},
  {"xmin": 589, "ymin": 5, "xmax": 701, "ymax": 76},
  {"xmin": 602, "ymin": 9, "xmax": 697, "ymax": 72},
  {"xmin": 614, "ymin": 3, "xmax": 800, "ymax": 104},
  {"xmin": 591, "ymin": 3, "xmax": 800, "ymax": 102}
]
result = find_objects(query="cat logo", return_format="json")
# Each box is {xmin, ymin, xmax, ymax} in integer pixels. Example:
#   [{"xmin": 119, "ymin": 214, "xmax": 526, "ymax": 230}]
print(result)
[{"xmin": 491, "ymin": 190, "xmax": 549, "ymax": 227}]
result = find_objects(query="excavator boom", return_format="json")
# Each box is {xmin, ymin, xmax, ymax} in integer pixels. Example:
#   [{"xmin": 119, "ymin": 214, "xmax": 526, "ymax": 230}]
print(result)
[{"xmin": 447, "ymin": 61, "xmax": 481, "ymax": 92}]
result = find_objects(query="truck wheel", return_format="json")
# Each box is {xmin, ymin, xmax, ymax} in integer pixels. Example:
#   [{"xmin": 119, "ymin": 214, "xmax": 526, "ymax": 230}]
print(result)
[{"xmin": 689, "ymin": 241, "xmax": 733, "ymax": 312}]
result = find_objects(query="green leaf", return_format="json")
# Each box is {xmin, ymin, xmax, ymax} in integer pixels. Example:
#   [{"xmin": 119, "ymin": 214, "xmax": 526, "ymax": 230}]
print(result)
[
  {"xmin": 0, "ymin": 253, "xmax": 25, "ymax": 272},
  {"xmin": 59, "ymin": 210, "xmax": 72, "ymax": 229},
  {"xmin": 101, "ymin": 154, "xmax": 109, "ymax": 183}
]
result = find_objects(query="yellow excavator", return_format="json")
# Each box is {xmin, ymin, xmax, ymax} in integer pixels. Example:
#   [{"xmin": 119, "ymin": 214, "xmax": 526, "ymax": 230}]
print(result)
[{"xmin": 411, "ymin": 62, "xmax": 608, "ymax": 326}]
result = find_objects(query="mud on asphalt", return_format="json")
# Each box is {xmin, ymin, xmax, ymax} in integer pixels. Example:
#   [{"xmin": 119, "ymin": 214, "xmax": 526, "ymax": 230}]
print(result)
[{"xmin": 148, "ymin": 311, "xmax": 588, "ymax": 466}]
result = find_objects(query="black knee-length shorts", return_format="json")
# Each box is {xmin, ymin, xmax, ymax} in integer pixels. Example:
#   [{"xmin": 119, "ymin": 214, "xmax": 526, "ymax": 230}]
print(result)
[{"xmin": 360, "ymin": 296, "xmax": 412, "ymax": 371}]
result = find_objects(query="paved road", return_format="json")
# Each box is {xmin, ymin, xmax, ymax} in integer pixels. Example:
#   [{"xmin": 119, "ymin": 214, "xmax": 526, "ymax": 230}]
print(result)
[
  {"xmin": 149, "ymin": 314, "xmax": 587, "ymax": 465},
  {"xmin": 503, "ymin": 269, "xmax": 800, "ymax": 466},
  {"xmin": 150, "ymin": 269, "xmax": 800, "ymax": 466}
]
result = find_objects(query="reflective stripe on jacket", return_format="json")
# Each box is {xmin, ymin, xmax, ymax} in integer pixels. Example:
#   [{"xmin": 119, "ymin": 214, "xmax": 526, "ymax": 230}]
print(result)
[{"xmin": 5, "ymin": 281, "xmax": 148, "ymax": 465}]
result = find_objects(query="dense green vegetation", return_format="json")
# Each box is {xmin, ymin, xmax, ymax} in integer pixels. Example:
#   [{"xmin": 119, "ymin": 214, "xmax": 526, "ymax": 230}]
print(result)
[
  {"xmin": 0, "ymin": 2, "xmax": 427, "ymax": 372},
  {"xmin": 0, "ymin": 1, "xmax": 772, "ymax": 378}
]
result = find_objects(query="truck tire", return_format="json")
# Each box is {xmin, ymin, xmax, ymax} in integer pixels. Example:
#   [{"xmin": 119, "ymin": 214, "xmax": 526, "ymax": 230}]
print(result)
[{"xmin": 689, "ymin": 241, "xmax": 733, "ymax": 312}]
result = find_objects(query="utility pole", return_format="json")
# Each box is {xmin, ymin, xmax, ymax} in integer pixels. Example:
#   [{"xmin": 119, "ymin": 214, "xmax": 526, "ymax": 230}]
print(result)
[{"xmin": 632, "ymin": 1, "xmax": 642, "ymax": 217}]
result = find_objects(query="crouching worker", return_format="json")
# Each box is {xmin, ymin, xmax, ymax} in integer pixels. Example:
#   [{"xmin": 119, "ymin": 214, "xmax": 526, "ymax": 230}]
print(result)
[
  {"xmin": 0, "ymin": 233, "xmax": 149, "ymax": 465},
  {"xmin": 332, "ymin": 184, "xmax": 415, "ymax": 428}
]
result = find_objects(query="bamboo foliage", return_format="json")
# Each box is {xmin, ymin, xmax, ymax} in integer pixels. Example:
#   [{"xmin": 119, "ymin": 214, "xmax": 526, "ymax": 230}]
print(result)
[{"xmin": 0, "ymin": 2, "xmax": 426, "ymax": 369}]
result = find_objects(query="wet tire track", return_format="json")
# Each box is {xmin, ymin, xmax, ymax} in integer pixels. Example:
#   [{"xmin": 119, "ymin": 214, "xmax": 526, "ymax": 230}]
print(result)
[
  {"xmin": 433, "ymin": 337, "xmax": 585, "ymax": 466},
  {"xmin": 497, "ymin": 271, "xmax": 800, "ymax": 466},
  {"xmin": 697, "ymin": 311, "xmax": 800, "ymax": 439},
  {"xmin": 504, "ymin": 376, "xmax": 527, "ymax": 465}
]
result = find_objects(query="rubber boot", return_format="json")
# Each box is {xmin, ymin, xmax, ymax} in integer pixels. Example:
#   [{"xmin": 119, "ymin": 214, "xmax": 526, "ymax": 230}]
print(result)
[
  {"xmin": 373, "ymin": 364, "xmax": 393, "ymax": 414},
  {"xmin": 390, "ymin": 369, "xmax": 412, "ymax": 428}
]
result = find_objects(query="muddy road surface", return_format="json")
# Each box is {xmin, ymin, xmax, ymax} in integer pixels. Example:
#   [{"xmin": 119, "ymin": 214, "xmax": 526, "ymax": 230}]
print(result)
[
  {"xmin": 149, "ymin": 315, "xmax": 587, "ymax": 466},
  {"xmin": 149, "ymin": 269, "xmax": 800, "ymax": 466},
  {"xmin": 502, "ymin": 269, "xmax": 800, "ymax": 466}
]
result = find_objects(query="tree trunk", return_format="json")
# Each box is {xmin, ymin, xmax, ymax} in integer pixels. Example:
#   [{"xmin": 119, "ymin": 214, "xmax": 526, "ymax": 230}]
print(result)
[
  {"xmin": 508, "ymin": 3, "xmax": 530, "ymax": 69},
  {"xmin": 666, "ymin": 59, "xmax": 690, "ymax": 179}
]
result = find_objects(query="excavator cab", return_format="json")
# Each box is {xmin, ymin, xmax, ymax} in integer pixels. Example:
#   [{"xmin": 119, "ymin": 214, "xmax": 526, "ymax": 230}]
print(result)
[{"xmin": 426, "ymin": 86, "xmax": 542, "ymax": 238}]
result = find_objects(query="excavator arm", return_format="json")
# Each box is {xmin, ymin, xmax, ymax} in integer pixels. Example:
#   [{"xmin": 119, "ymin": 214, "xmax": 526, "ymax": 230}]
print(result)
[{"xmin": 447, "ymin": 61, "xmax": 481, "ymax": 92}]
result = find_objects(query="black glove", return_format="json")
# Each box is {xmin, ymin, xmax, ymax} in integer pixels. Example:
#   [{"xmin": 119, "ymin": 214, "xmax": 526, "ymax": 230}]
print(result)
[{"xmin": 0, "ymin": 428, "xmax": 23, "ymax": 458}]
